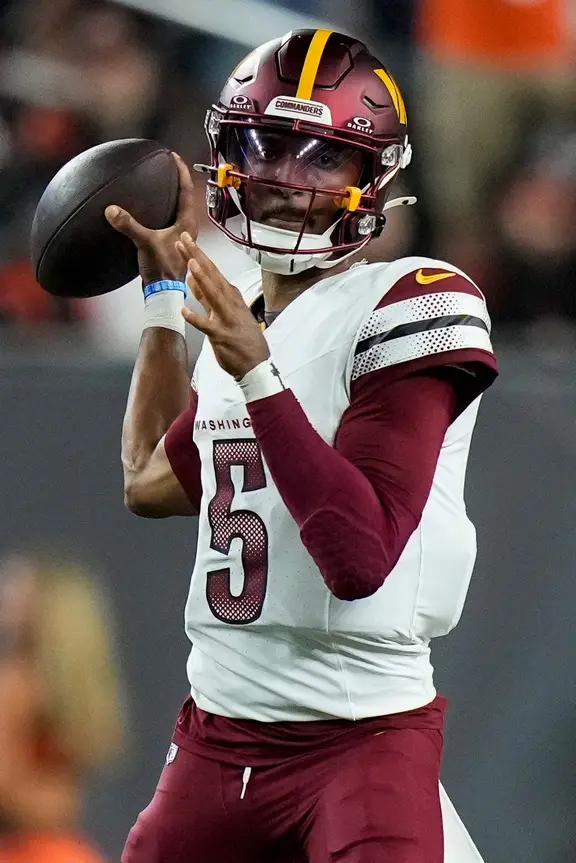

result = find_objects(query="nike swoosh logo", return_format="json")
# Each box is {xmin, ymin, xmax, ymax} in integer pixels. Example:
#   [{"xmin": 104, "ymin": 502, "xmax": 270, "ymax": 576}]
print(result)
[{"xmin": 415, "ymin": 269, "xmax": 457, "ymax": 285}]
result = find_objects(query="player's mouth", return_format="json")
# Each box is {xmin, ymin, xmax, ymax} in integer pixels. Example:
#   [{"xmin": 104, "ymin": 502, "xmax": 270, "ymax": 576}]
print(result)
[
  {"xmin": 264, "ymin": 215, "xmax": 306, "ymax": 229},
  {"xmin": 259, "ymin": 206, "xmax": 327, "ymax": 231}
]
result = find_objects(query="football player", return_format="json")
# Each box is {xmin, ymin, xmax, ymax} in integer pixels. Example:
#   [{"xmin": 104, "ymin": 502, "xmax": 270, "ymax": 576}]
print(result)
[{"xmin": 107, "ymin": 30, "xmax": 497, "ymax": 863}]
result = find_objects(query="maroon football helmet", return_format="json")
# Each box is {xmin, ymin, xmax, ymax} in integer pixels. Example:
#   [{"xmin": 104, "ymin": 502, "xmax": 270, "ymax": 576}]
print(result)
[{"xmin": 195, "ymin": 29, "xmax": 412, "ymax": 274}]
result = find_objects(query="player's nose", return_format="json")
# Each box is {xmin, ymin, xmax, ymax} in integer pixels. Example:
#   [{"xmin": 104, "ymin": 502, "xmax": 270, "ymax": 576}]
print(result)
[{"xmin": 268, "ymin": 185, "xmax": 308, "ymax": 204}]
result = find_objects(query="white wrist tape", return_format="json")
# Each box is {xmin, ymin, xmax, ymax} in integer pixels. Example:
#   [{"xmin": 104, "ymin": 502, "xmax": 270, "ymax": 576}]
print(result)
[
  {"xmin": 143, "ymin": 290, "xmax": 186, "ymax": 337},
  {"xmin": 237, "ymin": 359, "xmax": 285, "ymax": 402}
]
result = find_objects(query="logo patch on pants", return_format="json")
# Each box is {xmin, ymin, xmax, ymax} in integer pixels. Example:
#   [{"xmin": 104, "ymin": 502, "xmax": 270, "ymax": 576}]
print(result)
[{"xmin": 166, "ymin": 743, "xmax": 179, "ymax": 764}]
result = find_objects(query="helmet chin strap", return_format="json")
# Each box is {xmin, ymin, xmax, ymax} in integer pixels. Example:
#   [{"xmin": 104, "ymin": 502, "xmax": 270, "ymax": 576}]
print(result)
[
  {"xmin": 250, "ymin": 235, "xmax": 373, "ymax": 275},
  {"xmin": 240, "ymin": 217, "xmax": 347, "ymax": 275}
]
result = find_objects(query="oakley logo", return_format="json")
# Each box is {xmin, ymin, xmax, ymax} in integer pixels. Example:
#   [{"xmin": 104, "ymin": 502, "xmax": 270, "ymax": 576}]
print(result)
[
  {"xmin": 415, "ymin": 270, "xmax": 457, "ymax": 285},
  {"xmin": 347, "ymin": 116, "xmax": 374, "ymax": 133},
  {"xmin": 231, "ymin": 95, "xmax": 253, "ymax": 110},
  {"xmin": 265, "ymin": 96, "xmax": 332, "ymax": 125}
]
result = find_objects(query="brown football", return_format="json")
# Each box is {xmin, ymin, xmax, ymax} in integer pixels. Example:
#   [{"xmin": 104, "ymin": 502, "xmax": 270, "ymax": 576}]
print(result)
[{"xmin": 30, "ymin": 139, "xmax": 179, "ymax": 298}]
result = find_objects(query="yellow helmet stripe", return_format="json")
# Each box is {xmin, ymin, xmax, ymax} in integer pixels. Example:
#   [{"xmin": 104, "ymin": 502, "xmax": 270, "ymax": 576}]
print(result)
[
  {"xmin": 296, "ymin": 29, "xmax": 333, "ymax": 100},
  {"xmin": 374, "ymin": 68, "xmax": 407, "ymax": 125}
]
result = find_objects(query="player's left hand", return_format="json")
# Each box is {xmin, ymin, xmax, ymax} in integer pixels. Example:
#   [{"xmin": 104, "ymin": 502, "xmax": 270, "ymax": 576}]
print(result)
[{"xmin": 176, "ymin": 232, "xmax": 270, "ymax": 379}]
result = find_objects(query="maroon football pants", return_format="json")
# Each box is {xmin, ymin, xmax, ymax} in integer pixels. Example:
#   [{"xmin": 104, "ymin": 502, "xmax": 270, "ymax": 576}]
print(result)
[{"xmin": 121, "ymin": 725, "xmax": 443, "ymax": 863}]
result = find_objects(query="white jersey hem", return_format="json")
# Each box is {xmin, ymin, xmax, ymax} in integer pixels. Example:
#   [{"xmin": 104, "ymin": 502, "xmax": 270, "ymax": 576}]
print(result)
[{"xmin": 189, "ymin": 682, "xmax": 438, "ymax": 722}]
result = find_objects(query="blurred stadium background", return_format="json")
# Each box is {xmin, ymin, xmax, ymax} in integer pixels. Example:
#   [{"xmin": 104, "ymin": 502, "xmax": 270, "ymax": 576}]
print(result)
[{"xmin": 0, "ymin": 0, "xmax": 575, "ymax": 861}]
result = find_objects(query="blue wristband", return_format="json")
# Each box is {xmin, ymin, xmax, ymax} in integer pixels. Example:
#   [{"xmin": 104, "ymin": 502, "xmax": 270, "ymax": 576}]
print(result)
[{"xmin": 143, "ymin": 280, "xmax": 187, "ymax": 300}]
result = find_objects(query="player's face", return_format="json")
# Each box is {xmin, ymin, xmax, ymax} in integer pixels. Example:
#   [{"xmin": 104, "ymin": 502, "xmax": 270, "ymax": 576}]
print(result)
[{"xmin": 227, "ymin": 128, "xmax": 364, "ymax": 233}]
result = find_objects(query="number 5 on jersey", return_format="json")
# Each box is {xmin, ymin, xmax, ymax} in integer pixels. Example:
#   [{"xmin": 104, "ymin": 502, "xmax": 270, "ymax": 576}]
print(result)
[{"xmin": 207, "ymin": 440, "xmax": 269, "ymax": 624}]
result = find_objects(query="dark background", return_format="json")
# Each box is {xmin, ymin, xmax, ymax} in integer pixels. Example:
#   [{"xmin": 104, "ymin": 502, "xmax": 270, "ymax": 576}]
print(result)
[{"xmin": 1, "ymin": 347, "xmax": 575, "ymax": 863}]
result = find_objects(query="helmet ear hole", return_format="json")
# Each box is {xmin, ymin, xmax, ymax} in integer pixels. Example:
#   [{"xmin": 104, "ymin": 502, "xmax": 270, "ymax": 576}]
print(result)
[
  {"xmin": 372, "ymin": 215, "xmax": 387, "ymax": 239},
  {"xmin": 357, "ymin": 151, "xmax": 375, "ymax": 189}
]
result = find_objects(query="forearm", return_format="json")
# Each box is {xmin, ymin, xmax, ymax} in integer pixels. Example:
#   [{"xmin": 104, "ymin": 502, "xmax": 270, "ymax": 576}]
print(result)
[
  {"xmin": 247, "ymin": 390, "xmax": 396, "ymax": 600},
  {"xmin": 122, "ymin": 328, "xmax": 190, "ymax": 488},
  {"xmin": 101, "ymin": 154, "xmax": 198, "ymax": 505},
  {"xmin": 246, "ymin": 372, "xmax": 458, "ymax": 601}
]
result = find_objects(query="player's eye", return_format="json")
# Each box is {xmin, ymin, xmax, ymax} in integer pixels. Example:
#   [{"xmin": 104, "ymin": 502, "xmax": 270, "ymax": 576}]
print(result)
[
  {"xmin": 251, "ymin": 132, "xmax": 284, "ymax": 162},
  {"xmin": 307, "ymin": 144, "xmax": 355, "ymax": 173},
  {"xmin": 317, "ymin": 151, "xmax": 341, "ymax": 170},
  {"xmin": 260, "ymin": 146, "xmax": 280, "ymax": 161}
]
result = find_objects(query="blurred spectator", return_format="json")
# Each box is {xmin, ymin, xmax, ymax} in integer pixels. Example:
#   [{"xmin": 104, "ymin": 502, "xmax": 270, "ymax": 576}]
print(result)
[
  {"xmin": 414, "ymin": 0, "xmax": 576, "ymax": 323},
  {"xmin": 0, "ymin": 99, "xmax": 94, "ymax": 327},
  {"xmin": 495, "ymin": 125, "xmax": 576, "ymax": 353},
  {"xmin": 0, "ymin": 554, "xmax": 125, "ymax": 862},
  {"xmin": 360, "ymin": 0, "xmax": 415, "ymax": 77},
  {"xmin": 0, "ymin": 0, "xmax": 164, "ymax": 333},
  {"xmin": 0, "ymin": 0, "xmax": 225, "ymax": 342},
  {"xmin": 34, "ymin": 1, "xmax": 160, "ymax": 140}
]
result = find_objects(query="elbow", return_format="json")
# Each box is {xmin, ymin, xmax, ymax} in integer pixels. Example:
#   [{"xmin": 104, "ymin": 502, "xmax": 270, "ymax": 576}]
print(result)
[
  {"xmin": 327, "ymin": 569, "xmax": 387, "ymax": 601},
  {"xmin": 123, "ymin": 480, "xmax": 141, "ymax": 514},
  {"xmin": 325, "ymin": 541, "xmax": 405, "ymax": 600},
  {"xmin": 124, "ymin": 489, "xmax": 144, "ymax": 516},
  {"xmin": 322, "ymin": 528, "xmax": 415, "ymax": 600},
  {"xmin": 300, "ymin": 517, "xmax": 392, "ymax": 600},
  {"xmin": 124, "ymin": 488, "xmax": 148, "ymax": 517},
  {"xmin": 123, "ymin": 484, "xmax": 164, "ymax": 519},
  {"xmin": 123, "ymin": 477, "xmax": 195, "ymax": 518}
]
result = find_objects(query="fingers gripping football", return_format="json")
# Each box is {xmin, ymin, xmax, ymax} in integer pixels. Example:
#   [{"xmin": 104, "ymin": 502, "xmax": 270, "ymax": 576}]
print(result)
[
  {"xmin": 173, "ymin": 153, "xmax": 196, "ymax": 228},
  {"xmin": 104, "ymin": 206, "xmax": 152, "ymax": 244},
  {"xmin": 105, "ymin": 153, "xmax": 197, "ymax": 287}
]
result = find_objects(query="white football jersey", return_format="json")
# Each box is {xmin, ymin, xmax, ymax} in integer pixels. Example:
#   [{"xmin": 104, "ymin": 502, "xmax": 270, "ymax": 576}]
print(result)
[{"xmin": 184, "ymin": 257, "xmax": 494, "ymax": 721}]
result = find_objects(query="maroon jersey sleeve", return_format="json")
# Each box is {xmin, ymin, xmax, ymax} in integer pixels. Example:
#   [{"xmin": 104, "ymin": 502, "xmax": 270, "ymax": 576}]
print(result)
[
  {"xmin": 164, "ymin": 389, "xmax": 202, "ymax": 513},
  {"xmin": 247, "ymin": 369, "xmax": 460, "ymax": 601}
]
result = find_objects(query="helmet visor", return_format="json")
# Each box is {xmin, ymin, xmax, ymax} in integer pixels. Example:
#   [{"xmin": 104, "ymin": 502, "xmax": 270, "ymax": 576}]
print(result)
[{"xmin": 223, "ymin": 127, "xmax": 363, "ymax": 187}]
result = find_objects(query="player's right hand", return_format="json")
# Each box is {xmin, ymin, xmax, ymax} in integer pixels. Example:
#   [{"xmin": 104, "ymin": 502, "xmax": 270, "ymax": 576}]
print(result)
[{"xmin": 104, "ymin": 153, "xmax": 197, "ymax": 287}]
